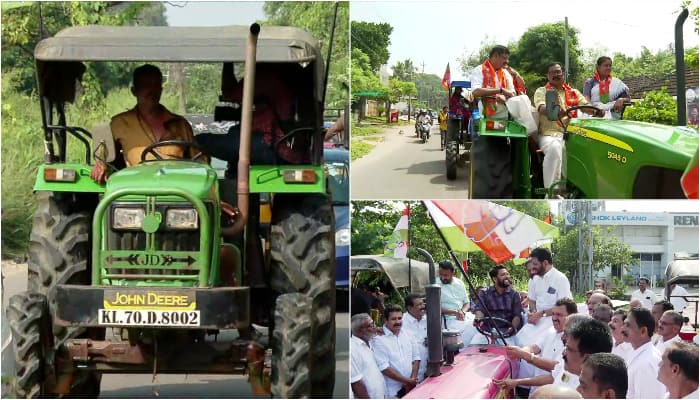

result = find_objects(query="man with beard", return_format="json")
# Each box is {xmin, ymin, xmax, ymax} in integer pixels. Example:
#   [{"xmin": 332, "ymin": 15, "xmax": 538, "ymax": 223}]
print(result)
[
  {"xmin": 517, "ymin": 248, "xmax": 572, "ymax": 346},
  {"xmin": 533, "ymin": 63, "xmax": 603, "ymax": 192},
  {"xmin": 622, "ymin": 307, "xmax": 667, "ymax": 399},
  {"xmin": 350, "ymin": 313, "xmax": 385, "ymax": 399},
  {"xmin": 402, "ymin": 294, "xmax": 428, "ymax": 382},
  {"xmin": 496, "ymin": 298, "xmax": 578, "ymax": 395},
  {"xmin": 586, "ymin": 292, "xmax": 612, "ymax": 316},
  {"xmin": 438, "ymin": 260, "xmax": 477, "ymax": 344},
  {"xmin": 471, "ymin": 265, "xmax": 523, "ymax": 345},
  {"xmin": 553, "ymin": 317, "xmax": 613, "ymax": 390},
  {"xmin": 372, "ymin": 304, "xmax": 420, "ymax": 398}
]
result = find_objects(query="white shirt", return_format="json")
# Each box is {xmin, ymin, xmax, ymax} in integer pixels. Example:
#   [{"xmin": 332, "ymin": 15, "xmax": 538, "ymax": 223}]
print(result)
[
  {"xmin": 612, "ymin": 340, "xmax": 633, "ymax": 363},
  {"xmin": 402, "ymin": 312, "xmax": 428, "ymax": 381},
  {"xmin": 682, "ymin": 388, "xmax": 699, "ymax": 399},
  {"xmin": 626, "ymin": 341, "xmax": 666, "ymax": 399},
  {"xmin": 668, "ymin": 285, "xmax": 689, "ymax": 312},
  {"xmin": 351, "ymin": 335, "xmax": 386, "ymax": 399},
  {"xmin": 441, "ymin": 278, "xmax": 468, "ymax": 321},
  {"xmin": 654, "ymin": 334, "xmax": 681, "ymax": 355},
  {"xmin": 372, "ymin": 326, "xmax": 421, "ymax": 397},
  {"xmin": 469, "ymin": 63, "xmax": 514, "ymax": 118},
  {"xmin": 630, "ymin": 288, "xmax": 657, "ymax": 310},
  {"xmin": 552, "ymin": 361, "xmax": 580, "ymax": 390},
  {"xmin": 528, "ymin": 267, "xmax": 572, "ymax": 312}
]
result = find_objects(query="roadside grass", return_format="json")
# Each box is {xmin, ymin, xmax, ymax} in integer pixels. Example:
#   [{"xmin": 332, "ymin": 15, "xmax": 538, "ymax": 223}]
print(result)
[
  {"xmin": 353, "ymin": 125, "xmax": 384, "ymax": 137},
  {"xmin": 350, "ymin": 140, "xmax": 372, "ymax": 161},
  {"xmin": 0, "ymin": 75, "xmax": 180, "ymax": 259}
]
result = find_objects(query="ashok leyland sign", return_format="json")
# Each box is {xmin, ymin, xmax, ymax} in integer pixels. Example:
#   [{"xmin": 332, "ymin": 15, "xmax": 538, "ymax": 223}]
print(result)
[{"xmin": 591, "ymin": 212, "xmax": 670, "ymax": 226}]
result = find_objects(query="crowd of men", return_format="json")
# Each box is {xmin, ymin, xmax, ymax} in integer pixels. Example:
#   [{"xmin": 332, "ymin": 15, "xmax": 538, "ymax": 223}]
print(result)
[{"xmin": 351, "ymin": 248, "xmax": 698, "ymax": 399}]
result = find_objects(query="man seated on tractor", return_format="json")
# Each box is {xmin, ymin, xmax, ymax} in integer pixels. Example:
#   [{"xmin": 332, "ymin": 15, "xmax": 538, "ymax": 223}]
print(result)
[
  {"xmin": 533, "ymin": 63, "xmax": 604, "ymax": 194},
  {"xmin": 471, "ymin": 265, "xmax": 523, "ymax": 345},
  {"xmin": 90, "ymin": 64, "xmax": 204, "ymax": 183},
  {"xmin": 469, "ymin": 45, "xmax": 516, "ymax": 119},
  {"xmin": 195, "ymin": 64, "xmax": 309, "ymax": 166}
]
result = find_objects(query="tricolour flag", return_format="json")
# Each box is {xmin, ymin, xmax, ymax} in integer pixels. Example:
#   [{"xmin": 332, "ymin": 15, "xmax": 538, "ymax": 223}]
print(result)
[
  {"xmin": 384, "ymin": 204, "xmax": 410, "ymax": 258},
  {"xmin": 424, "ymin": 200, "xmax": 558, "ymax": 264},
  {"xmin": 441, "ymin": 63, "xmax": 451, "ymax": 91}
]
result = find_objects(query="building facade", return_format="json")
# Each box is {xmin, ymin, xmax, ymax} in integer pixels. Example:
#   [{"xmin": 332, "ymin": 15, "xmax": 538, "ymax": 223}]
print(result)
[{"xmin": 590, "ymin": 211, "xmax": 699, "ymax": 286}]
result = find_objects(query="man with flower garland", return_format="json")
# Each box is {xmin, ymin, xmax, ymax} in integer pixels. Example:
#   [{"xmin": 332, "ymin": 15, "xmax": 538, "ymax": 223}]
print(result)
[
  {"xmin": 469, "ymin": 45, "xmax": 517, "ymax": 119},
  {"xmin": 533, "ymin": 63, "xmax": 604, "ymax": 193}
]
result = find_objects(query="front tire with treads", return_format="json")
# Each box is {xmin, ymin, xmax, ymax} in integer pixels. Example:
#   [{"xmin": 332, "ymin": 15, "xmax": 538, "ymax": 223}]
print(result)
[{"xmin": 270, "ymin": 195, "xmax": 335, "ymax": 398}]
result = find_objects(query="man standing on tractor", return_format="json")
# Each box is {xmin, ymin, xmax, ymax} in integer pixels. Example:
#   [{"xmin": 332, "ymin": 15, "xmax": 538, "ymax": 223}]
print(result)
[
  {"xmin": 438, "ymin": 106, "xmax": 448, "ymax": 150},
  {"xmin": 533, "ymin": 63, "xmax": 604, "ymax": 194},
  {"xmin": 469, "ymin": 45, "xmax": 516, "ymax": 119},
  {"xmin": 90, "ymin": 64, "xmax": 202, "ymax": 183}
]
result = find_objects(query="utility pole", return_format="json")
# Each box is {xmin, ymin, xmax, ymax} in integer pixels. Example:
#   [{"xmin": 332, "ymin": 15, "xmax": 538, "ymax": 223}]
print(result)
[{"xmin": 564, "ymin": 17, "xmax": 570, "ymax": 82}]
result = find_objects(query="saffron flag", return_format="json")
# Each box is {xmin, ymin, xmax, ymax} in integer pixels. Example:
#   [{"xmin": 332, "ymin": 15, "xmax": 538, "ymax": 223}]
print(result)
[
  {"xmin": 424, "ymin": 200, "xmax": 558, "ymax": 264},
  {"xmin": 441, "ymin": 63, "xmax": 451, "ymax": 91},
  {"xmin": 384, "ymin": 204, "xmax": 410, "ymax": 258}
]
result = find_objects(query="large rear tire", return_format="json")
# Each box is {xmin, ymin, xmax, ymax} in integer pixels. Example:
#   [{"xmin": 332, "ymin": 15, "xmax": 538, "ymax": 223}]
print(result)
[
  {"xmin": 446, "ymin": 140, "xmax": 458, "ymax": 180},
  {"xmin": 7, "ymin": 292, "xmax": 51, "ymax": 399},
  {"xmin": 27, "ymin": 192, "xmax": 101, "ymax": 396},
  {"xmin": 270, "ymin": 195, "xmax": 335, "ymax": 398},
  {"xmin": 470, "ymin": 135, "xmax": 513, "ymax": 198},
  {"xmin": 271, "ymin": 293, "xmax": 311, "ymax": 398}
]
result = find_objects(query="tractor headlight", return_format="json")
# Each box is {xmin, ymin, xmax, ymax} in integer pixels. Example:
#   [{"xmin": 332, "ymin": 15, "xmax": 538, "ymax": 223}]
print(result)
[
  {"xmin": 166, "ymin": 208, "xmax": 199, "ymax": 230},
  {"xmin": 335, "ymin": 228, "xmax": 350, "ymax": 247},
  {"xmin": 113, "ymin": 208, "xmax": 145, "ymax": 230}
]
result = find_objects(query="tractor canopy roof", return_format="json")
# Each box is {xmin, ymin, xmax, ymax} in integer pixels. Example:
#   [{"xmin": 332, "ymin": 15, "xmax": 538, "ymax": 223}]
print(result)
[
  {"xmin": 666, "ymin": 256, "xmax": 699, "ymax": 287},
  {"xmin": 351, "ymin": 255, "xmax": 436, "ymax": 294},
  {"xmin": 34, "ymin": 25, "xmax": 324, "ymax": 102}
]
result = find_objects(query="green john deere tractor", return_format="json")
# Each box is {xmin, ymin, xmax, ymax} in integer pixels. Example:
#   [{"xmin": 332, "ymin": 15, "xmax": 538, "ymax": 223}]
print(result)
[
  {"xmin": 7, "ymin": 23, "xmax": 336, "ymax": 398},
  {"xmin": 469, "ymin": 9, "xmax": 698, "ymax": 199}
]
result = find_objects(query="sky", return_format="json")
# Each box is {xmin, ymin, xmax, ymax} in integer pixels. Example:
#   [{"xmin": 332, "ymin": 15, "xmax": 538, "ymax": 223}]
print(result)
[
  {"xmin": 165, "ymin": 1, "xmax": 265, "ymax": 27},
  {"xmin": 351, "ymin": 0, "xmax": 698, "ymax": 79}
]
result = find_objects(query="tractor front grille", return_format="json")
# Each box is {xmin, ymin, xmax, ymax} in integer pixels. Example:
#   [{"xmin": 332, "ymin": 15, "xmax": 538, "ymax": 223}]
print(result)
[{"xmin": 101, "ymin": 202, "xmax": 214, "ymax": 286}]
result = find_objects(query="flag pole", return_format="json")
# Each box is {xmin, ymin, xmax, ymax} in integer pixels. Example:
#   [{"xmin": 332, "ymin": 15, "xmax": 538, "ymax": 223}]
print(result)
[
  {"xmin": 408, "ymin": 202, "xmax": 412, "ymax": 293},
  {"xmin": 421, "ymin": 200, "xmax": 509, "ymax": 346}
]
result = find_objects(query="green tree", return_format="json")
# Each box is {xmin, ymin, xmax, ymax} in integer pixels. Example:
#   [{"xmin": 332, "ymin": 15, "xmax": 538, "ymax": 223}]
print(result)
[
  {"xmin": 392, "ymin": 59, "xmax": 416, "ymax": 82},
  {"xmin": 1, "ymin": 2, "xmax": 150, "ymax": 96},
  {"xmin": 624, "ymin": 88, "xmax": 678, "ymax": 125},
  {"xmin": 350, "ymin": 21, "xmax": 392, "ymax": 72},
  {"xmin": 415, "ymin": 73, "xmax": 448, "ymax": 110},
  {"xmin": 511, "ymin": 22, "xmax": 584, "ymax": 91},
  {"xmin": 552, "ymin": 226, "xmax": 634, "ymax": 292},
  {"xmin": 263, "ymin": 1, "xmax": 349, "ymax": 108},
  {"xmin": 386, "ymin": 78, "xmax": 417, "ymax": 122}
]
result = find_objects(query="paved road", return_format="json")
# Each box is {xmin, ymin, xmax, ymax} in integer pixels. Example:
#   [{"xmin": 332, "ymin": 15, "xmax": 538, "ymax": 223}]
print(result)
[
  {"xmin": 1, "ymin": 261, "xmax": 349, "ymax": 398},
  {"xmin": 351, "ymin": 124, "xmax": 470, "ymax": 199}
]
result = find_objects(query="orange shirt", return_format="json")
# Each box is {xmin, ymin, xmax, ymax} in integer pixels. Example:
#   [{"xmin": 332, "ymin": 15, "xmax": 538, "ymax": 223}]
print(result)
[{"xmin": 111, "ymin": 107, "xmax": 202, "ymax": 166}]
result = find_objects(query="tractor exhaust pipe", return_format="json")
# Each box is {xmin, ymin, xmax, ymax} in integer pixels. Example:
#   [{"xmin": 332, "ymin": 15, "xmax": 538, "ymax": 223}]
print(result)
[
  {"xmin": 675, "ymin": 8, "xmax": 688, "ymax": 126},
  {"xmin": 224, "ymin": 23, "xmax": 260, "ymax": 237},
  {"xmin": 415, "ymin": 248, "xmax": 443, "ymax": 377}
]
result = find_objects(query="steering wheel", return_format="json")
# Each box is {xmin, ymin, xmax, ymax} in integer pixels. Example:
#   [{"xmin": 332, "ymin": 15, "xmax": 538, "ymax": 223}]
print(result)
[
  {"xmin": 565, "ymin": 105, "xmax": 603, "ymax": 119},
  {"xmin": 140, "ymin": 140, "xmax": 205, "ymax": 163},
  {"xmin": 474, "ymin": 317, "xmax": 517, "ymax": 339}
]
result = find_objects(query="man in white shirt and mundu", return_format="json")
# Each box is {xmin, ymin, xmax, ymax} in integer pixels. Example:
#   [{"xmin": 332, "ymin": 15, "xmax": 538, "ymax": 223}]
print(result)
[
  {"xmin": 622, "ymin": 307, "xmax": 667, "ymax": 399},
  {"xmin": 630, "ymin": 277, "xmax": 656, "ymax": 310},
  {"xmin": 371, "ymin": 304, "xmax": 420, "ymax": 398},
  {"xmin": 401, "ymin": 294, "xmax": 428, "ymax": 382},
  {"xmin": 350, "ymin": 313, "xmax": 386, "ymax": 399},
  {"xmin": 517, "ymin": 248, "xmax": 572, "ymax": 346}
]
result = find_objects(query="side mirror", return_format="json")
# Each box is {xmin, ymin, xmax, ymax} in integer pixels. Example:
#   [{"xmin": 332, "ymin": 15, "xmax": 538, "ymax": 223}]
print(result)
[{"xmin": 545, "ymin": 89, "xmax": 560, "ymax": 121}]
